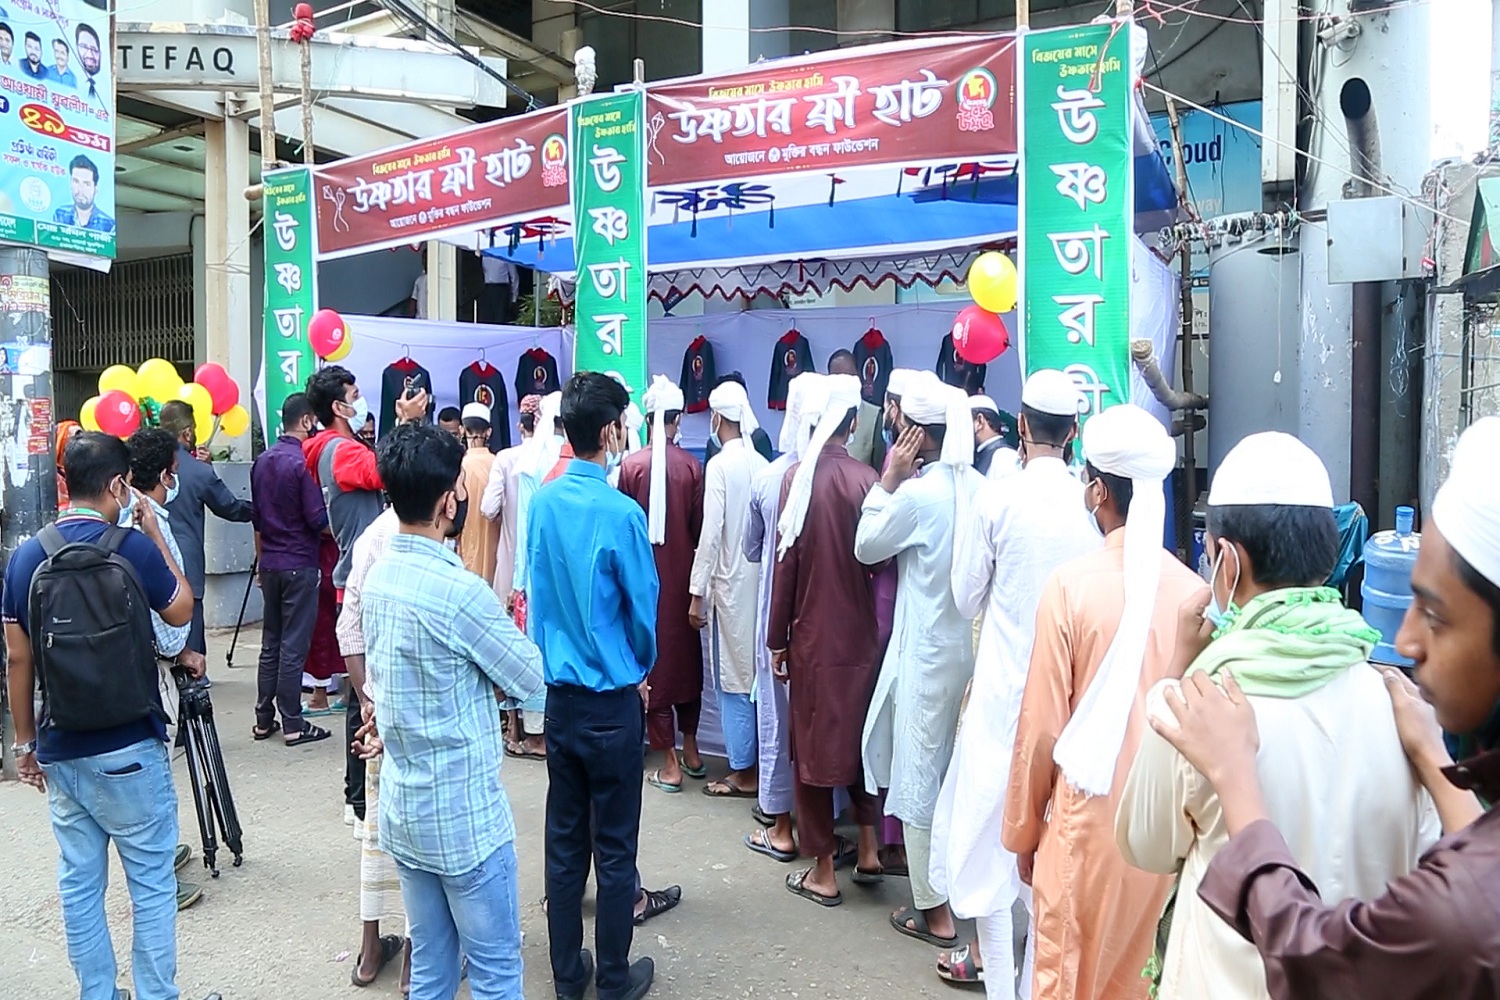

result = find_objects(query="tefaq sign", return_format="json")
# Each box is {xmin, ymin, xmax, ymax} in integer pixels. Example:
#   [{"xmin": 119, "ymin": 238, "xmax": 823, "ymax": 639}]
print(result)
[{"xmin": 116, "ymin": 40, "xmax": 238, "ymax": 76}]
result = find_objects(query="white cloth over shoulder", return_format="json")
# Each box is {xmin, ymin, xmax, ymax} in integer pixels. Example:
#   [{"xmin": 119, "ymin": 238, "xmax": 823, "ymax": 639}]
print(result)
[
  {"xmin": 708, "ymin": 381, "xmax": 759, "ymax": 435},
  {"xmin": 642, "ymin": 375, "xmax": 685, "ymax": 545},
  {"xmin": 1432, "ymin": 416, "xmax": 1500, "ymax": 588},
  {"xmin": 777, "ymin": 374, "xmax": 860, "ymax": 560}
]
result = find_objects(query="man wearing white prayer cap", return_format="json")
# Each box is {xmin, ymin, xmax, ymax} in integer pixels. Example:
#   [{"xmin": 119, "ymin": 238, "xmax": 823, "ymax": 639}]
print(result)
[
  {"xmin": 617, "ymin": 375, "xmax": 707, "ymax": 792},
  {"xmin": 689, "ymin": 379, "xmax": 770, "ymax": 800},
  {"xmin": 768, "ymin": 373, "xmax": 887, "ymax": 904},
  {"xmin": 1002, "ymin": 402, "xmax": 1203, "ymax": 1000},
  {"xmin": 928, "ymin": 370, "xmax": 1100, "ymax": 996},
  {"xmin": 969, "ymin": 393, "xmax": 1019, "ymax": 480},
  {"xmin": 853, "ymin": 370, "xmax": 984, "ymax": 948},
  {"xmin": 1117, "ymin": 431, "xmax": 1439, "ymax": 1000},
  {"xmin": 743, "ymin": 372, "xmax": 827, "ymax": 862},
  {"xmin": 1143, "ymin": 416, "xmax": 1500, "ymax": 1000}
]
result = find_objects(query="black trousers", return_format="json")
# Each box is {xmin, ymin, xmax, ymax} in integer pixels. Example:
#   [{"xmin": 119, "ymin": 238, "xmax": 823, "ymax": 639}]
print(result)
[
  {"xmin": 478, "ymin": 282, "xmax": 514, "ymax": 325},
  {"xmin": 187, "ymin": 599, "xmax": 207, "ymax": 655},
  {"xmin": 545, "ymin": 684, "xmax": 643, "ymax": 1000},
  {"xmin": 255, "ymin": 567, "xmax": 319, "ymax": 735},
  {"xmin": 345, "ymin": 685, "xmax": 366, "ymax": 819}
]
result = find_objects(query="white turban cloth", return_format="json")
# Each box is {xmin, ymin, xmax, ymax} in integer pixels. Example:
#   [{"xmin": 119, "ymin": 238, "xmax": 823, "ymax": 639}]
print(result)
[
  {"xmin": 1432, "ymin": 416, "xmax": 1500, "ymax": 589},
  {"xmin": 623, "ymin": 402, "xmax": 645, "ymax": 453},
  {"xmin": 779, "ymin": 372, "xmax": 826, "ymax": 459},
  {"xmin": 642, "ymin": 375, "xmax": 685, "ymax": 545},
  {"xmin": 708, "ymin": 381, "xmax": 759, "ymax": 435},
  {"xmin": 523, "ymin": 391, "xmax": 565, "ymax": 480},
  {"xmin": 886, "ymin": 368, "xmax": 919, "ymax": 401},
  {"xmin": 777, "ymin": 374, "xmax": 861, "ymax": 560},
  {"xmin": 1052, "ymin": 403, "xmax": 1177, "ymax": 798}
]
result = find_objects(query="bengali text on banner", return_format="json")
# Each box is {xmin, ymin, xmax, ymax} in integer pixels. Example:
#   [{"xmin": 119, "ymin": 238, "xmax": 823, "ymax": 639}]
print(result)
[{"xmin": 262, "ymin": 167, "xmax": 319, "ymax": 432}]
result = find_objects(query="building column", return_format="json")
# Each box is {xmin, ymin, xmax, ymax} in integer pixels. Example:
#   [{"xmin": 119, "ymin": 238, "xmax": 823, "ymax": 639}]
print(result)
[
  {"xmin": 203, "ymin": 110, "xmax": 253, "ymax": 458},
  {"xmin": 427, "ymin": 242, "xmax": 458, "ymax": 321},
  {"xmin": 702, "ymin": 0, "xmax": 751, "ymax": 73}
]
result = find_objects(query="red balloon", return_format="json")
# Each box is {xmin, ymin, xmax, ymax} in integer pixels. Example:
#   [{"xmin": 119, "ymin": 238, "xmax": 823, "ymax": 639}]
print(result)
[
  {"xmin": 307, "ymin": 308, "xmax": 351, "ymax": 361},
  {"xmin": 194, "ymin": 362, "xmax": 239, "ymax": 415},
  {"xmin": 95, "ymin": 390, "xmax": 142, "ymax": 437},
  {"xmin": 293, "ymin": 2, "xmax": 313, "ymax": 16},
  {"xmin": 951, "ymin": 305, "xmax": 1010, "ymax": 364}
]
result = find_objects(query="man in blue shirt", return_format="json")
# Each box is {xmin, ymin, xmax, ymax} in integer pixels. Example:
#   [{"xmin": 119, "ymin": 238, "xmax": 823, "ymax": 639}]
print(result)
[
  {"xmin": 528, "ymin": 372, "xmax": 660, "ymax": 1000},
  {"xmin": 361, "ymin": 421, "xmax": 544, "ymax": 1000},
  {"xmin": 4, "ymin": 431, "xmax": 212, "ymax": 1000},
  {"xmin": 53, "ymin": 155, "xmax": 116, "ymax": 233}
]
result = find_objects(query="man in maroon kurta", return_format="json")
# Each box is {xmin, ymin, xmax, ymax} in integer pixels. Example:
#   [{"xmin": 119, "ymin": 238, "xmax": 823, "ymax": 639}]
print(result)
[
  {"xmin": 768, "ymin": 374, "xmax": 885, "ymax": 906},
  {"xmin": 618, "ymin": 377, "xmax": 707, "ymax": 792}
]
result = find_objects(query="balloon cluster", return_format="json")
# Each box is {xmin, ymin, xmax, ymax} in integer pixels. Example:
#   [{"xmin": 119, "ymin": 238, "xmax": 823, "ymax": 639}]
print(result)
[
  {"xmin": 81, "ymin": 359, "xmax": 251, "ymax": 441},
  {"xmin": 308, "ymin": 308, "xmax": 353, "ymax": 361},
  {"xmin": 952, "ymin": 251, "xmax": 1017, "ymax": 365},
  {"xmin": 289, "ymin": 3, "xmax": 316, "ymax": 42}
]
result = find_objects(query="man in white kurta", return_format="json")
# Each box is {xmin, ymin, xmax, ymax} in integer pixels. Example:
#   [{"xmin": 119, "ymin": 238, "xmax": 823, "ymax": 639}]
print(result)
[
  {"xmin": 930, "ymin": 370, "xmax": 1100, "ymax": 997},
  {"xmin": 689, "ymin": 381, "xmax": 769, "ymax": 797},
  {"xmin": 856, "ymin": 371, "xmax": 983, "ymax": 947}
]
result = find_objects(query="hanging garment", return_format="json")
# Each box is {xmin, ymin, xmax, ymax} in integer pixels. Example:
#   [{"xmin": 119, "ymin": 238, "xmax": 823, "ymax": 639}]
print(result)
[
  {"xmin": 766, "ymin": 330, "xmax": 814, "ymax": 411},
  {"xmin": 459, "ymin": 360, "xmax": 512, "ymax": 450},
  {"xmin": 514, "ymin": 347, "xmax": 561, "ymax": 402},
  {"xmin": 936, "ymin": 333, "xmax": 988, "ymax": 395},
  {"xmin": 853, "ymin": 327, "xmax": 894, "ymax": 406},
  {"xmin": 380, "ymin": 357, "xmax": 434, "ymax": 438},
  {"xmin": 680, "ymin": 336, "xmax": 717, "ymax": 414}
]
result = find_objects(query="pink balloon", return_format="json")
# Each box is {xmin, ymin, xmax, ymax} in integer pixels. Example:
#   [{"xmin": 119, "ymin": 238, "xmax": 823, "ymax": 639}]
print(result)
[
  {"xmin": 193, "ymin": 362, "xmax": 239, "ymax": 415},
  {"xmin": 96, "ymin": 390, "xmax": 143, "ymax": 437},
  {"xmin": 951, "ymin": 305, "xmax": 1010, "ymax": 364},
  {"xmin": 308, "ymin": 308, "xmax": 350, "ymax": 361}
]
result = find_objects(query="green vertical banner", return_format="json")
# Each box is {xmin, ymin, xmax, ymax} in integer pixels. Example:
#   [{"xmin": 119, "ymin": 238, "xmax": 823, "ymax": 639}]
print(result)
[
  {"xmin": 1019, "ymin": 23, "xmax": 1134, "ymax": 423},
  {"xmin": 262, "ymin": 167, "xmax": 319, "ymax": 435},
  {"xmin": 570, "ymin": 90, "xmax": 649, "ymax": 406}
]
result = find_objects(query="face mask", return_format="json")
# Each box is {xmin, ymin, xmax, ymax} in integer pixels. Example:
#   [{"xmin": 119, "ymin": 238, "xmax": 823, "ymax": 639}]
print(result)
[
  {"xmin": 1084, "ymin": 480, "xmax": 1104, "ymax": 536},
  {"xmin": 163, "ymin": 472, "xmax": 180, "ymax": 507},
  {"xmin": 445, "ymin": 494, "xmax": 468, "ymax": 539},
  {"xmin": 343, "ymin": 396, "xmax": 370, "ymax": 434},
  {"xmin": 605, "ymin": 424, "xmax": 625, "ymax": 474},
  {"xmin": 1203, "ymin": 542, "xmax": 1242, "ymax": 628},
  {"xmin": 114, "ymin": 481, "xmax": 135, "ymax": 526},
  {"xmin": 708, "ymin": 415, "xmax": 722, "ymax": 450}
]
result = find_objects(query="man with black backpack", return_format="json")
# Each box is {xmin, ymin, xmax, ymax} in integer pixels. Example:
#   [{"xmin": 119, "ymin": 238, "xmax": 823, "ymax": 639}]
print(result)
[{"xmin": 3, "ymin": 431, "xmax": 207, "ymax": 1000}]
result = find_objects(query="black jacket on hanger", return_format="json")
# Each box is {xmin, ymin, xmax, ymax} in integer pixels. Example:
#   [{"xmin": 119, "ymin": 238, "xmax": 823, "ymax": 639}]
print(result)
[
  {"xmin": 514, "ymin": 347, "xmax": 561, "ymax": 401},
  {"xmin": 680, "ymin": 336, "xmax": 716, "ymax": 414},
  {"xmin": 380, "ymin": 357, "xmax": 434, "ymax": 438},
  {"xmin": 936, "ymin": 333, "xmax": 987, "ymax": 395},
  {"xmin": 767, "ymin": 330, "xmax": 814, "ymax": 410},
  {"xmin": 459, "ymin": 360, "xmax": 512, "ymax": 450}
]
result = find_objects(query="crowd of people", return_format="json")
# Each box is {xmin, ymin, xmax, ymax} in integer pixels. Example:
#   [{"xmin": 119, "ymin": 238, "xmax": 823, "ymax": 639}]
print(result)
[{"xmin": 7, "ymin": 356, "xmax": 1500, "ymax": 1000}]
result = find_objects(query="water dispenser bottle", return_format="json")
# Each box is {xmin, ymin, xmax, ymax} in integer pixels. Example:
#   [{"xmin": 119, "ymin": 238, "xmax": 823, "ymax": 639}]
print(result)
[{"xmin": 1362, "ymin": 505, "xmax": 1419, "ymax": 667}]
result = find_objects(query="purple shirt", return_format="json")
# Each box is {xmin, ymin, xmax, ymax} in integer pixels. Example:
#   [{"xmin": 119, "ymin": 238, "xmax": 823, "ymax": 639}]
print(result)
[{"xmin": 251, "ymin": 435, "xmax": 328, "ymax": 571}]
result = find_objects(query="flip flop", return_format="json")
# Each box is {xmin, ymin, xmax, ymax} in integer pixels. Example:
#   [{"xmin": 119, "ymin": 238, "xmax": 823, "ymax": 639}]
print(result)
[
  {"xmin": 646, "ymin": 768, "xmax": 682, "ymax": 794},
  {"xmin": 750, "ymin": 804, "xmax": 775, "ymax": 827},
  {"xmin": 300, "ymin": 702, "xmax": 335, "ymax": 717},
  {"xmin": 744, "ymin": 828, "xmax": 797, "ymax": 863},
  {"xmin": 890, "ymin": 906, "xmax": 960, "ymax": 949},
  {"xmin": 679, "ymin": 755, "xmax": 707, "ymax": 779},
  {"xmin": 785, "ymin": 867, "xmax": 841, "ymax": 907},
  {"xmin": 504, "ymin": 742, "xmax": 547, "ymax": 760},
  {"xmin": 937, "ymin": 943, "xmax": 985, "ymax": 985},
  {"xmin": 831, "ymin": 835, "xmax": 859, "ymax": 870},
  {"xmin": 702, "ymin": 779, "xmax": 756, "ymax": 798},
  {"xmin": 852, "ymin": 866, "xmax": 885, "ymax": 885},
  {"xmin": 251, "ymin": 720, "xmax": 280, "ymax": 741},
  {"xmin": 351, "ymin": 934, "xmax": 405, "ymax": 987}
]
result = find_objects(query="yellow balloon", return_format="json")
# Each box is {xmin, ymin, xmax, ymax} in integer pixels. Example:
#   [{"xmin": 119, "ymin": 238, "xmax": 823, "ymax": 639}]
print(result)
[
  {"xmin": 136, "ymin": 358, "xmax": 184, "ymax": 403},
  {"xmin": 98, "ymin": 364, "xmax": 138, "ymax": 398},
  {"xmin": 80, "ymin": 395, "xmax": 102, "ymax": 432},
  {"xmin": 179, "ymin": 383, "xmax": 215, "ymax": 442},
  {"xmin": 324, "ymin": 325, "xmax": 353, "ymax": 363},
  {"xmin": 968, "ymin": 251, "xmax": 1018, "ymax": 314},
  {"xmin": 218, "ymin": 404, "xmax": 251, "ymax": 438}
]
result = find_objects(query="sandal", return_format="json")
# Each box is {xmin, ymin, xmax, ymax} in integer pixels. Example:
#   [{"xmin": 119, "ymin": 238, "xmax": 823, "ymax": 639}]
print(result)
[
  {"xmin": 504, "ymin": 741, "xmax": 547, "ymax": 760},
  {"xmin": 351, "ymin": 933, "xmax": 405, "ymax": 987},
  {"xmin": 633, "ymin": 885, "xmax": 682, "ymax": 925},
  {"xmin": 937, "ymin": 943, "xmax": 985, "ymax": 985},
  {"xmin": 785, "ymin": 867, "xmax": 841, "ymax": 907},
  {"xmin": 751, "ymin": 804, "xmax": 775, "ymax": 827},
  {"xmin": 744, "ymin": 828, "xmax": 797, "ymax": 863},
  {"xmin": 646, "ymin": 768, "xmax": 681, "ymax": 794},
  {"xmin": 300, "ymin": 702, "xmax": 335, "ymax": 717},
  {"xmin": 831, "ymin": 835, "xmax": 858, "ymax": 870},
  {"xmin": 852, "ymin": 866, "xmax": 885, "ymax": 885},
  {"xmin": 251, "ymin": 720, "xmax": 280, "ymax": 741},
  {"xmin": 285, "ymin": 723, "xmax": 332, "ymax": 747},
  {"xmin": 679, "ymin": 755, "xmax": 707, "ymax": 780},
  {"xmin": 890, "ymin": 905, "xmax": 960, "ymax": 948},
  {"xmin": 702, "ymin": 778, "xmax": 756, "ymax": 798}
]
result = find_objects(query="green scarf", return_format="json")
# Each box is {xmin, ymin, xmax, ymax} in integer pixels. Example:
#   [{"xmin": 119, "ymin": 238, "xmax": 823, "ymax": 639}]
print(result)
[{"xmin": 1143, "ymin": 586, "xmax": 1380, "ymax": 998}]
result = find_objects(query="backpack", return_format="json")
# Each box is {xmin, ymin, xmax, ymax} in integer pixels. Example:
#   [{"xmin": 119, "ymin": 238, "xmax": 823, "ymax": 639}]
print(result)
[{"xmin": 27, "ymin": 523, "xmax": 164, "ymax": 732}]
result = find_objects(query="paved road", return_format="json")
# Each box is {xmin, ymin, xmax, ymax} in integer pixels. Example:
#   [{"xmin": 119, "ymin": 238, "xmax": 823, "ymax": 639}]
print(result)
[{"xmin": 1, "ymin": 631, "xmax": 974, "ymax": 999}]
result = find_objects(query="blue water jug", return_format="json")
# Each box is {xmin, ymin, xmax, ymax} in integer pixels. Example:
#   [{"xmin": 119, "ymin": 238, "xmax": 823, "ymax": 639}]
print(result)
[{"xmin": 1362, "ymin": 506, "xmax": 1419, "ymax": 667}]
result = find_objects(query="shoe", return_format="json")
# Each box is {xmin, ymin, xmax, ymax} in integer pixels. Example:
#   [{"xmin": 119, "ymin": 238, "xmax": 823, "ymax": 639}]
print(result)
[
  {"xmin": 344, "ymin": 804, "xmax": 356, "ymax": 826},
  {"xmin": 606, "ymin": 957, "xmax": 654, "ymax": 1000},
  {"xmin": 556, "ymin": 948, "xmax": 595, "ymax": 1000},
  {"xmin": 174, "ymin": 844, "xmax": 192, "ymax": 872},
  {"xmin": 176, "ymin": 880, "xmax": 203, "ymax": 911},
  {"xmin": 353, "ymin": 817, "xmax": 366, "ymax": 842}
]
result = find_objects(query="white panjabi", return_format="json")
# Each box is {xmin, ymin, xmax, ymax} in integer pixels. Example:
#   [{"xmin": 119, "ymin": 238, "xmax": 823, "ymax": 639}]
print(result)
[
  {"xmin": 707, "ymin": 380, "xmax": 759, "ymax": 435},
  {"xmin": 1208, "ymin": 431, "xmax": 1334, "ymax": 508},
  {"xmin": 1052, "ymin": 403, "xmax": 1177, "ymax": 798},
  {"xmin": 1432, "ymin": 416, "xmax": 1500, "ymax": 588},
  {"xmin": 776, "ymin": 374, "xmax": 861, "ymax": 561},
  {"xmin": 1021, "ymin": 368, "xmax": 1083, "ymax": 417},
  {"xmin": 642, "ymin": 374, "xmax": 685, "ymax": 546}
]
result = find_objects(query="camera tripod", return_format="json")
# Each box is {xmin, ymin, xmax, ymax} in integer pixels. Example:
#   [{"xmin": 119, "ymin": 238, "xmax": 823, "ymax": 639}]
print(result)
[{"xmin": 174, "ymin": 669, "xmax": 243, "ymax": 877}]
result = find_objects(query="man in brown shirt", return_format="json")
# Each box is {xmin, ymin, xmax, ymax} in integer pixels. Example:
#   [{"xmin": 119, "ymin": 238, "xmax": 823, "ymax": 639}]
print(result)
[{"xmin": 1152, "ymin": 416, "xmax": 1500, "ymax": 1000}]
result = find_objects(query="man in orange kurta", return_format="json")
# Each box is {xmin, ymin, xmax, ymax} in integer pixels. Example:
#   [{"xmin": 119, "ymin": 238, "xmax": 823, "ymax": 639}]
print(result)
[
  {"xmin": 456, "ymin": 402, "xmax": 500, "ymax": 584},
  {"xmin": 1002, "ymin": 405, "xmax": 1203, "ymax": 1000}
]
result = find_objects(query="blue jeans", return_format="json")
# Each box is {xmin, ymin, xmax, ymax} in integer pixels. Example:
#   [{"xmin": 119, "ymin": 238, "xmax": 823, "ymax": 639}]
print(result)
[
  {"xmin": 396, "ymin": 841, "xmax": 523, "ymax": 1000},
  {"xmin": 711, "ymin": 611, "xmax": 758, "ymax": 771},
  {"xmin": 41, "ymin": 738, "xmax": 179, "ymax": 1000}
]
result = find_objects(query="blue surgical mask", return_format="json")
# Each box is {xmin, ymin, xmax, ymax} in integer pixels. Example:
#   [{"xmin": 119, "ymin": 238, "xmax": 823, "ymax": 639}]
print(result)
[
  {"xmin": 344, "ymin": 396, "xmax": 370, "ymax": 434},
  {"xmin": 164, "ymin": 472, "xmax": 180, "ymax": 507},
  {"xmin": 115, "ymin": 483, "xmax": 135, "ymax": 527},
  {"xmin": 708, "ymin": 415, "xmax": 722, "ymax": 450},
  {"xmin": 1203, "ymin": 543, "xmax": 1242, "ymax": 629},
  {"xmin": 881, "ymin": 427, "xmax": 895, "ymax": 450},
  {"xmin": 605, "ymin": 424, "xmax": 625, "ymax": 474}
]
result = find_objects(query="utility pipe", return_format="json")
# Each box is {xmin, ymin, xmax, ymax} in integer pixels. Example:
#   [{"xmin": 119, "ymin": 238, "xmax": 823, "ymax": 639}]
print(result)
[{"xmin": 1342, "ymin": 77, "xmax": 1381, "ymax": 517}]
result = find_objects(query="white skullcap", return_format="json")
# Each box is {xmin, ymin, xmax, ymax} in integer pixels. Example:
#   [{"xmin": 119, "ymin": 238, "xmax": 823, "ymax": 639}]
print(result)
[
  {"xmin": 887, "ymin": 368, "xmax": 919, "ymax": 400},
  {"xmin": 461, "ymin": 402, "xmax": 491, "ymax": 424},
  {"xmin": 777, "ymin": 374, "xmax": 861, "ymax": 560},
  {"xmin": 779, "ymin": 372, "xmax": 823, "ymax": 457},
  {"xmin": 969, "ymin": 394, "xmax": 999, "ymax": 413},
  {"xmin": 1053, "ymin": 404, "xmax": 1176, "ymax": 798},
  {"xmin": 641, "ymin": 375, "xmax": 685, "ymax": 545},
  {"xmin": 1208, "ymin": 432, "xmax": 1334, "ymax": 508},
  {"xmin": 900, "ymin": 372, "xmax": 975, "ymax": 467},
  {"xmin": 708, "ymin": 381, "xmax": 759, "ymax": 435},
  {"xmin": 1432, "ymin": 416, "xmax": 1500, "ymax": 588},
  {"xmin": 1021, "ymin": 369, "xmax": 1082, "ymax": 417}
]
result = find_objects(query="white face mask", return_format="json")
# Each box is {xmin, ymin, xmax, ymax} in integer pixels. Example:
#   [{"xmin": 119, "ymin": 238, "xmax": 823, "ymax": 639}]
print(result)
[
  {"xmin": 605, "ymin": 423, "xmax": 626, "ymax": 474},
  {"xmin": 114, "ymin": 479, "xmax": 135, "ymax": 526},
  {"xmin": 342, "ymin": 396, "xmax": 370, "ymax": 434},
  {"xmin": 163, "ymin": 471, "xmax": 180, "ymax": 506}
]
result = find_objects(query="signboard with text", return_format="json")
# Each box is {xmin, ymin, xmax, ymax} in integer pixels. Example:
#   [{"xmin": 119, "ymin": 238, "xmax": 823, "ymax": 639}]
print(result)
[
  {"xmin": 645, "ymin": 36, "xmax": 1016, "ymax": 186},
  {"xmin": 0, "ymin": 0, "xmax": 115, "ymax": 257},
  {"xmin": 571, "ymin": 91, "xmax": 647, "ymax": 404},
  {"xmin": 312, "ymin": 107, "xmax": 570, "ymax": 258},
  {"xmin": 1019, "ymin": 22, "xmax": 1133, "ymax": 423},
  {"xmin": 262, "ymin": 168, "xmax": 319, "ymax": 433}
]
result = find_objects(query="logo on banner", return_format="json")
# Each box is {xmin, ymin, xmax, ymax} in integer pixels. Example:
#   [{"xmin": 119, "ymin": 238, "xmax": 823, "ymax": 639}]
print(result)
[
  {"xmin": 956, "ymin": 68, "xmax": 998, "ymax": 133},
  {"xmin": 541, "ymin": 134, "xmax": 568, "ymax": 188}
]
